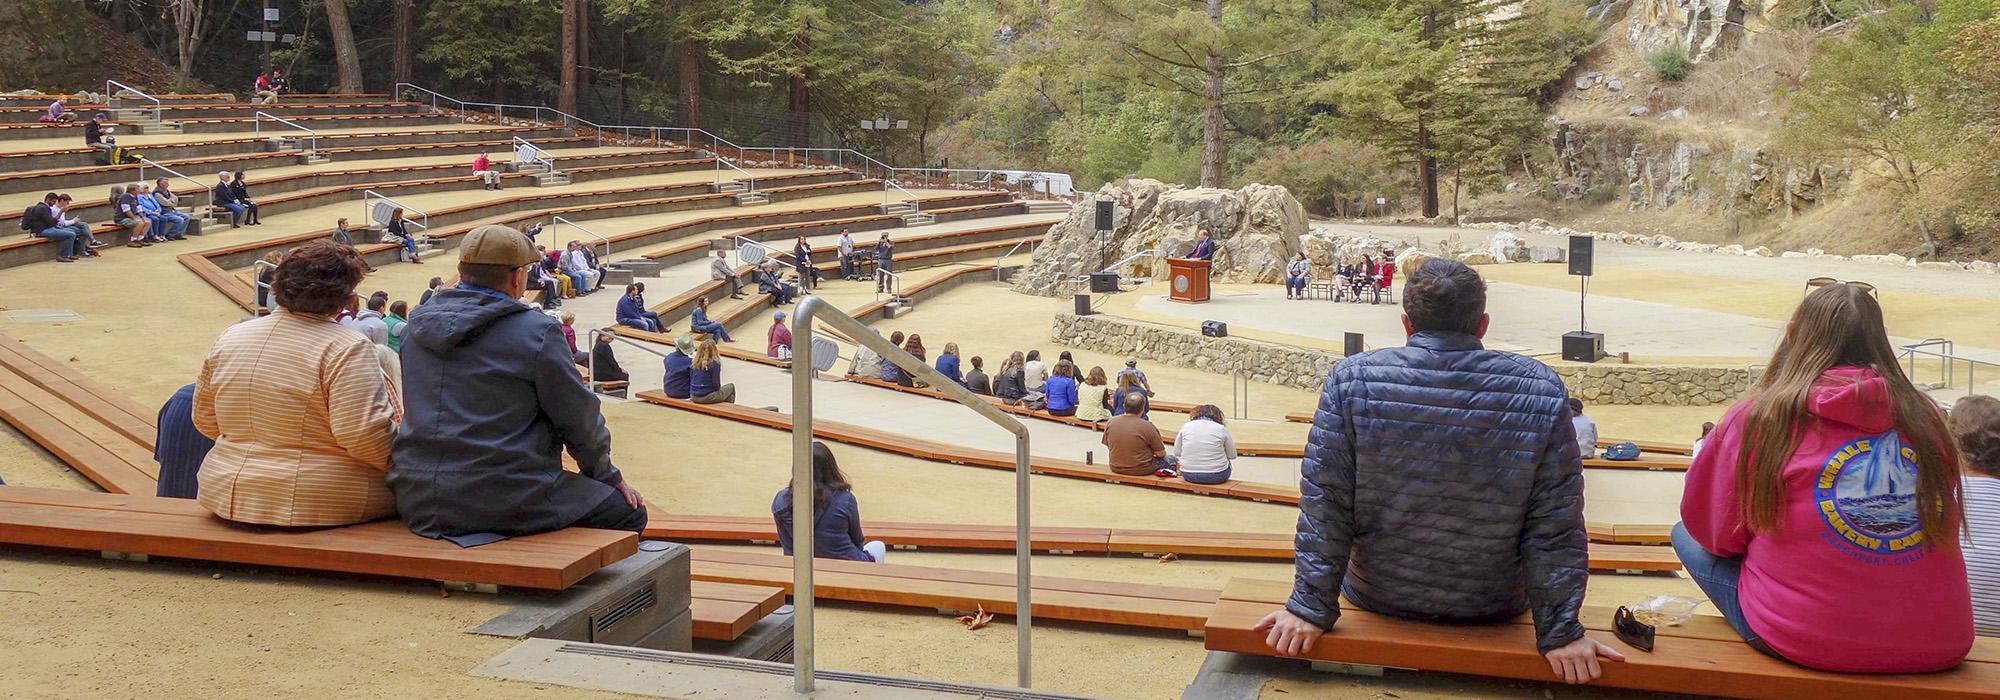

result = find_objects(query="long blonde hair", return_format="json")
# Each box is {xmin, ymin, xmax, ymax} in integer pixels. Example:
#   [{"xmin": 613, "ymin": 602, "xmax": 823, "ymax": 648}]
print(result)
[
  {"xmin": 692, "ymin": 338, "xmax": 720, "ymax": 370},
  {"xmin": 1735, "ymin": 284, "xmax": 1961, "ymax": 545},
  {"xmin": 1001, "ymin": 351, "xmax": 1024, "ymax": 374}
]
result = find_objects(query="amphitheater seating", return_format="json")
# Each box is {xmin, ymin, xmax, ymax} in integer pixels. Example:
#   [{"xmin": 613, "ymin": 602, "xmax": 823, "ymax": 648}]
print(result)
[
  {"xmin": 0, "ymin": 486, "xmax": 635, "ymax": 590},
  {"xmin": 691, "ymin": 580, "xmax": 787, "ymax": 641},
  {"xmin": 0, "ymin": 337, "xmax": 159, "ymax": 494},
  {"xmin": 1204, "ymin": 578, "xmax": 2000, "ymax": 699}
]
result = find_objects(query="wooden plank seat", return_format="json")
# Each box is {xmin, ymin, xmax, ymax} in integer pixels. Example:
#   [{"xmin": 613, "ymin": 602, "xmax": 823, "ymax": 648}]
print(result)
[
  {"xmin": 0, "ymin": 123, "xmax": 569, "ymax": 165},
  {"xmin": 689, "ymin": 547, "xmax": 1218, "ymax": 632},
  {"xmin": 1204, "ymin": 578, "xmax": 2000, "ymax": 699},
  {"xmin": 0, "ymin": 336, "xmax": 159, "ymax": 448},
  {"xmin": 691, "ymin": 580, "xmax": 786, "ymax": 641},
  {"xmin": 0, "ymin": 134, "xmax": 598, "ymax": 192},
  {"xmin": 0, "ymin": 487, "xmax": 637, "ymax": 590}
]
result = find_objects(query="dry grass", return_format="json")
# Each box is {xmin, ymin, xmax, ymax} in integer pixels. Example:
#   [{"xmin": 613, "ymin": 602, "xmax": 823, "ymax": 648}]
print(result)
[{"xmin": 1659, "ymin": 29, "xmax": 1815, "ymax": 122}]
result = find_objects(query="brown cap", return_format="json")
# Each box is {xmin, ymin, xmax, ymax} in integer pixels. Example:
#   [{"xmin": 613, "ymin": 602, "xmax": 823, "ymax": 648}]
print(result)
[{"xmin": 459, "ymin": 224, "xmax": 540, "ymax": 266}]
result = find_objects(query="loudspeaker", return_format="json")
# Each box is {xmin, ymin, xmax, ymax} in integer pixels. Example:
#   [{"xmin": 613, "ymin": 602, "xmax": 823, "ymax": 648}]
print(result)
[
  {"xmin": 1074, "ymin": 293, "xmax": 1094, "ymax": 316},
  {"xmin": 1088, "ymin": 271, "xmax": 1120, "ymax": 293},
  {"xmin": 1562, "ymin": 331, "xmax": 1605, "ymax": 363},
  {"xmin": 1568, "ymin": 235, "xmax": 1594, "ymax": 276},
  {"xmin": 1202, "ymin": 320, "xmax": 1228, "ymax": 338},
  {"xmin": 1344, "ymin": 332, "xmax": 1364, "ymax": 357},
  {"xmin": 1095, "ymin": 200, "xmax": 1114, "ymax": 231}
]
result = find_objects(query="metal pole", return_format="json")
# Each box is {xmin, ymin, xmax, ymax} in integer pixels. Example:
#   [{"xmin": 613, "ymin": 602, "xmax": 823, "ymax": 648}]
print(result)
[
  {"xmin": 1014, "ymin": 431, "xmax": 1032, "ymax": 688},
  {"xmin": 791, "ymin": 307, "xmax": 817, "ymax": 694}
]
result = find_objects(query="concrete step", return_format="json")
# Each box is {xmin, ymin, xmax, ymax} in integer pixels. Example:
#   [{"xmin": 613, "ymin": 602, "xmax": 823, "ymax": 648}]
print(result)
[
  {"xmin": 298, "ymin": 151, "xmax": 332, "ymax": 165},
  {"xmin": 513, "ymin": 162, "xmax": 551, "ymax": 174},
  {"xmin": 533, "ymin": 172, "xmax": 573, "ymax": 187},
  {"xmin": 600, "ymin": 267, "xmax": 637, "ymax": 286},
  {"xmin": 610, "ymin": 259, "xmax": 664, "ymax": 278},
  {"xmin": 732, "ymin": 192, "xmax": 769, "ymax": 206},
  {"xmin": 264, "ymin": 136, "xmax": 303, "ymax": 152},
  {"xmin": 900, "ymin": 213, "xmax": 936, "ymax": 226},
  {"xmin": 882, "ymin": 202, "xmax": 916, "ymax": 215},
  {"xmin": 1024, "ymin": 199, "xmax": 1070, "ymax": 215},
  {"xmin": 136, "ymin": 121, "xmax": 183, "ymax": 135},
  {"xmin": 713, "ymin": 181, "xmax": 748, "ymax": 195},
  {"xmin": 109, "ymin": 108, "xmax": 156, "ymax": 123}
]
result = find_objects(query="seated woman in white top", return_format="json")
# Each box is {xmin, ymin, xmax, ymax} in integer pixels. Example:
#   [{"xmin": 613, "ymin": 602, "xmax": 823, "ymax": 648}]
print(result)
[
  {"xmin": 1173, "ymin": 404, "xmax": 1237, "ymax": 485},
  {"xmin": 1950, "ymin": 395, "xmax": 2000, "ymax": 636}
]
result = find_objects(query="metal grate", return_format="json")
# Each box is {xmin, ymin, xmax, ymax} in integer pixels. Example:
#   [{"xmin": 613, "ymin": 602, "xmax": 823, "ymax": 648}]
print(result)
[
  {"xmin": 4, "ymin": 309, "xmax": 83, "ymax": 323},
  {"xmin": 589, "ymin": 581, "xmax": 657, "ymax": 636},
  {"xmin": 552, "ymin": 644, "xmax": 1095, "ymax": 699}
]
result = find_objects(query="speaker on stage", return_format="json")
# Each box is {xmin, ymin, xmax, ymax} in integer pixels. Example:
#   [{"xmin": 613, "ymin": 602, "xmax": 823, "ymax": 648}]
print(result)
[
  {"xmin": 1562, "ymin": 331, "xmax": 1604, "ymax": 363},
  {"xmin": 1202, "ymin": 320, "xmax": 1228, "ymax": 338},
  {"xmin": 1088, "ymin": 271, "xmax": 1120, "ymax": 293},
  {"xmin": 1095, "ymin": 200, "xmax": 1114, "ymax": 231},
  {"xmin": 1074, "ymin": 293, "xmax": 1094, "ymax": 316},
  {"xmin": 1568, "ymin": 235, "xmax": 1594, "ymax": 276},
  {"xmin": 1344, "ymin": 332, "xmax": 1364, "ymax": 357}
]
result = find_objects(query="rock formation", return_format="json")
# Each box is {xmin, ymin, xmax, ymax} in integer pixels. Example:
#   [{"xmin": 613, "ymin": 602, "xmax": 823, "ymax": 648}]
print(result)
[
  {"xmin": 1010, "ymin": 179, "xmax": 1307, "ymax": 296},
  {"xmin": 1625, "ymin": 0, "xmax": 1748, "ymax": 63}
]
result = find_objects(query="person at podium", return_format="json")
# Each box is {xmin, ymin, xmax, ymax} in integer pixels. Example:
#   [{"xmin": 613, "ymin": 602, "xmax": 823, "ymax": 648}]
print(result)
[{"xmin": 1186, "ymin": 229, "xmax": 1216, "ymax": 261}]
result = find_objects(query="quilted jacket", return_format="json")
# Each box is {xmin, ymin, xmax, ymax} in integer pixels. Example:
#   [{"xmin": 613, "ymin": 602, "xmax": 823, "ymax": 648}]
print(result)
[{"xmin": 1287, "ymin": 330, "xmax": 1589, "ymax": 653}]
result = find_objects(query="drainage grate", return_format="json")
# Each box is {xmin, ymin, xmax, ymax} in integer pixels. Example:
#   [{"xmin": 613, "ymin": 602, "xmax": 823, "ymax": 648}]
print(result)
[
  {"xmin": 552, "ymin": 643, "xmax": 1097, "ymax": 699},
  {"xmin": 4, "ymin": 309, "xmax": 84, "ymax": 323},
  {"xmin": 590, "ymin": 581, "xmax": 657, "ymax": 636}
]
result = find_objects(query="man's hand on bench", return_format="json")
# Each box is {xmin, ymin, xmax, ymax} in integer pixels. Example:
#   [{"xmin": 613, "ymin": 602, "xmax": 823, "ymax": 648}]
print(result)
[
  {"xmin": 1253, "ymin": 608, "xmax": 1323, "ymax": 657},
  {"xmin": 1544, "ymin": 634, "xmax": 1625, "ymax": 685}
]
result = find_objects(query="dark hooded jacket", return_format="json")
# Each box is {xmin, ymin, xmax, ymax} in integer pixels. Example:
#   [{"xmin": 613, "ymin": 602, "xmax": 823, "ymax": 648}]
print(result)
[
  {"xmin": 1288, "ymin": 330, "xmax": 1588, "ymax": 654},
  {"xmin": 388, "ymin": 286, "xmax": 624, "ymax": 538}
]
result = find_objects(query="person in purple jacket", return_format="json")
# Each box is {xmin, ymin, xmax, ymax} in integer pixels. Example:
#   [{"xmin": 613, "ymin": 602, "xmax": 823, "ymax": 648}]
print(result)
[{"xmin": 773, "ymin": 441, "xmax": 885, "ymax": 564}]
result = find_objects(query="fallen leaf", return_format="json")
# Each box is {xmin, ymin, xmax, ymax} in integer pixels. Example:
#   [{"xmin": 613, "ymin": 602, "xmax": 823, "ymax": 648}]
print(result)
[
  {"xmin": 956, "ymin": 605, "xmax": 993, "ymax": 631},
  {"xmin": 1157, "ymin": 552, "xmax": 1179, "ymax": 563}
]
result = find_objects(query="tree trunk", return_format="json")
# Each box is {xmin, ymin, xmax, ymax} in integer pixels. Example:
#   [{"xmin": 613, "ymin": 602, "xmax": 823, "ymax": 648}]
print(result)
[
  {"xmin": 1415, "ymin": 9, "xmax": 1441, "ymax": 218},
  {"xmin": 391, "ymin": 0, "xmax": 414, "ymax": 87},
  {"xmin": 172, "ymin": 0, "xmax": 208, "ymax": 91},
  {"xmin": 787, "ymin": 24, "xmax": 811, "ymax": 147},
  {"xmin": 324, "ymin": 0, "xmax": 364, "ymax": 93},
  {"xmin": 578, "ymin": 0, "xmax": 591, "ymax": 107},
  {"xmin": 1451, "ymin": 163, "xmax": 1462, "ymax": 225},
  {"xmin": 1200, "ymin": 0, "xmax": 1226, "ymax": 188},
  {"xmin": 559, "ymin": 0, "xmax": 579, "ymax": 115}
]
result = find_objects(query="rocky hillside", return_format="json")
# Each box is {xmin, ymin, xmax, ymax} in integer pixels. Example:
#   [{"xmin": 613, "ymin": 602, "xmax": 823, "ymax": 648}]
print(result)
[
  {"xmin": 1, "ymin": 0, "xmax": 216, "ymax": 94},
  {"xmin": 1012, "ymin": 179, "xmax": 1307, "ymax": 296}
]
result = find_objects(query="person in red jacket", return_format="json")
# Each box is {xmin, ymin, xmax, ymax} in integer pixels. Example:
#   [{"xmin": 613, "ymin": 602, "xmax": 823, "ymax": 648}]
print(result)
[
  {"xmin": 1676, "ymin": 282, "xmax": 1971, "ymax": 673},
  {"xmin": 472, "ymin": 153, "xmax": 501, "ymax": 190}
]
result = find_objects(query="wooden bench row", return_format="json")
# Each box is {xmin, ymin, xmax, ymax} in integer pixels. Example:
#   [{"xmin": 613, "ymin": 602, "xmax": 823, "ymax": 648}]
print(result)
[
  {"xmin": 691, "ymin": 579, "xmax": 787, "ymax": 641},
  {"xmin": 648, "ymin": 513, "xmax": 1683, "ymax": 572},
  {"xmin": 0, "ymin": 124, "xmax": 571, "ymax": 171},
  {"xmin": 1204, "ymin": 577, "xmax": 2000, "ymax": 699},
  {"xmin": 1, "ymin": 133, "xmax": 599, "ymax": 192},
  {"xmin": 0, "ymin": 335, "xmax": 160, "ymax": 495},
  {"xmin": 1285, "ymin": 411, "xmax": 1700, "ymax": 458}
]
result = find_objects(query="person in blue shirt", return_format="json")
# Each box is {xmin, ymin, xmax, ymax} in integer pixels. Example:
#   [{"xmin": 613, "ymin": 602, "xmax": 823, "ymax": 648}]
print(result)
[
  {"xmin": 154, "ymin": 383, "xmax": 215, "ymax": 498},
  {"xmin": 1044, "ymin": 360, "xmax": 1080, "ymax": 416},
  {"xmin": 774, "ymin": 441, "xmax": 885, "ymax": 564},
  {"xmin": 662, "ymin": 335, "xmax": 695, "ymax": 399},
  {"xmin": 879, "ymin": 331, "xmax": 906, "ymax": 384},
  {"xmin": 689, "ymin": 295, "xmax": 733, "ymax": 342},
  {"xmin": 934, "ymin": 342, "xmax": 964, "ymax": 385},
  {"xmin": 615, "ymin": 284, "xmax": 663, "ymax": 332},
  {"xmin": 689, "ymin": 336, "xmax": 736, "ymax": 404}
]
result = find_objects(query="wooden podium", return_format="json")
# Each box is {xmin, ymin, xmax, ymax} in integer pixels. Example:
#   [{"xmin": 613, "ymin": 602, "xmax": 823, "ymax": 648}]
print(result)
[{"xmin": 1167, "ymin": 258, "xmax": 1211, "ymax": 303}]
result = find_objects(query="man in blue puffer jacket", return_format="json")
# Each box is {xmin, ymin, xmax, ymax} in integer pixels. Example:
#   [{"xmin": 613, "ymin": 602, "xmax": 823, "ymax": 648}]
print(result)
[{"xmin": 1257, "ymin": 259, "xmax": 1624, "ymax": 685}]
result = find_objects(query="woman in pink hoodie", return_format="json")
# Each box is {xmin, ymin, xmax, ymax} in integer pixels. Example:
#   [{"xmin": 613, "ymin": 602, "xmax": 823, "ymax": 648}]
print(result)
[{"xmin": 1677, "ymin": 282, "xmax": 1971, "ymax": 673}]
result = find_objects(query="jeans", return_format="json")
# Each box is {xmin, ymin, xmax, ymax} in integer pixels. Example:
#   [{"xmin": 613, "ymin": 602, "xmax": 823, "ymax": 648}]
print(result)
[
  {"xmin": 839, "ymin": 253, "xmax": 855, "ymax": 279},
  {"xmin": 401, "ymin": 234, "xmax": 420, "ymax": 260},
  {"xmin": 63, "ymin": 223, "xmax": 96, "ymax": 247},
  {"xmin": 876, "ymin": 267, "xmax": 894, "ymax": 292},
  {"xmin": 1182, "ymin": 465, "xmax": 1231, "ymax": 485},
  {"xmin": 151, "ymin": 211, "xmax": 188, "ymax": 239},
  {"xmin": 1285, "ymin": 275, "xmax": 1308, "ymax": 295},
  {"xmin": 622, "ymin": 317, "xmax": 660, "ymax": 333},
  {"xmin": 36, "ymin": 226, "xmax": 78, "ymax": 258},
  {"xmin": 218, "ymin": 202, "xmax": 247, "ymax": 226},
  {"xmin": 691, "ymin": 320, "xmax": 733, "ymax": 342},
  {"xmin": 1670, "ymin": 523, "xmax": 1777, "ymax": 655}
]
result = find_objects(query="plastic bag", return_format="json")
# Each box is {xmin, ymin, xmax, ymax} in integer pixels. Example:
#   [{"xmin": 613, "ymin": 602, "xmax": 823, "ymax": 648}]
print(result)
[{"xmin": 1629, "ymin": 595, "xmax": 1704, "ymax": 627}]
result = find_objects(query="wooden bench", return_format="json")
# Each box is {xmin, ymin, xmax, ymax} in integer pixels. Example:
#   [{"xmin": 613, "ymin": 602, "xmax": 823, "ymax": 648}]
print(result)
[
  {"xmin": 1204, "ymin": 578, "xmax": 2000, "ymax": 699},
  {"xmin": 691, "ymin": 580, "xmax": 786, "ymax": 641},
  {"xmin": 649, "ymin": 513, "xmax": 1681, "ymax": 571},
  {"xmin": 0, "ymin": 487, "xmax": 636, "ymax": 590},
  {"xmin": 690, "ymin": 547, "xmax": 1219, "ymax": 632}
]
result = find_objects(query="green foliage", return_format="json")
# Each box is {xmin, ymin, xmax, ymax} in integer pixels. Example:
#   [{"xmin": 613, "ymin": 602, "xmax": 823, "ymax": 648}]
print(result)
[
  {"xmin": 420, "ymin": 0, "xmax": 561, "ymax": 99},
  {"xmin": 1237, "ymin": 139, "xmax": 1406, "ymax": 216},
  {"xmin": 1643, "ymin": 44, "xmax": 1691, "ymax": 81}
]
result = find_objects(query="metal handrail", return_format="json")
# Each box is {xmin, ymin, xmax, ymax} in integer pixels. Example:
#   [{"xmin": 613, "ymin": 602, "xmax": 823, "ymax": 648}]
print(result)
[
  {"xmin": 252, "ymin": 259, "xmax": 278, "ymax": 313},
  {"xmin": 1899, "ymin": 337, "xmax": 1956, "ymax": 388},
  {"xmin": 998, "ymin": 239, "xmax": 1037, "ymax": 262},
  {"xmin": 734, "ymin": 236, "xmax": 782, "ymax": 269},
  {"xmin": 135, "ymin": 158, "xmax": 211, "ymax": 219},
  {"xmin": 105, "ymin": 80, "xmax": 160, "ymax": 123},
  {"xmin": 362, "ymin": 189, "xmax": 430, "ymax": 258},
  {"xmin": 552, "ymin": 215, "xmax": 611, "ymax": 259},
  {"xmin": 1897, "ymin": 340, "xmax": 2000, "ymax": 398},
  {"xmin": 874, "ymin": 268, "xmax": 903, "ymax": 302},
  {"xmin": 512, "ymin": 136, "xmax": 555, "ymax": 172},
  {"xmin": 1070, "ymin": 249, "xmax": 1165, "ymax": 288},
  {"xmin": 254, "ymin": 111, "xmax": 320, "ymax": 153},
  {"xmin": 789, "ymin": 296, "xmax": 1033, "ymax": 692},
  {"xmin": 884, "ymin": 180, "xmax": 920, "ymax": 213},
  {"xmin": 716, "ymin": 158, "xmax": 758, "ymax": 193}
]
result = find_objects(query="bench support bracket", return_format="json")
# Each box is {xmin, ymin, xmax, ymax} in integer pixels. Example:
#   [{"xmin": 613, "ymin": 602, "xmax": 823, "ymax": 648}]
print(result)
[
  {"xmin": 442, "ymin": 580, "xmax": 501, "ymax": 594},
  {"xmin": 101, "ymin": 551, "xmax": 148, "ymax": 563},
  {"xmin": 1309, "ymin": 661, "xmax": 1386, "ymax": 677}
]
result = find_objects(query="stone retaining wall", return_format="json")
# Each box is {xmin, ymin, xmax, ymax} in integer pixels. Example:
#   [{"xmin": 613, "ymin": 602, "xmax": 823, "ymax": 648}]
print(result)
[{"xmin": 1051, "ymin": 312, "xmax": 1756, "ymax": 405}]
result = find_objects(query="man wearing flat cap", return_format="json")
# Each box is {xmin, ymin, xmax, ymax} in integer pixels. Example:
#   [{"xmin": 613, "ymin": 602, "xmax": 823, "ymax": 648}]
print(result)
[{"xmin": 389, "ymin": 225, "xmax": 647, "ymax": 544}]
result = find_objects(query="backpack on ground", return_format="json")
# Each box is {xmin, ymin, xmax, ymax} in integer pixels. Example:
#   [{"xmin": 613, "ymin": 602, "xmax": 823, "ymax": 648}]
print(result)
[{"xmin": 1602, "ymin": 441, "xmax": 1641, "ymax": 461}]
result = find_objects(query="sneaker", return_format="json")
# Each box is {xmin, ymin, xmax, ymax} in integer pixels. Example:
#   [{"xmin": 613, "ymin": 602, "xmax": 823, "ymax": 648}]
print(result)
[
  {"xmin": 87, "ymin": 241, "xmax": 108, "ymax": 249},
  {"xmin": 56, "ymin": 256, "xmax": 77, "ymax": 263}
]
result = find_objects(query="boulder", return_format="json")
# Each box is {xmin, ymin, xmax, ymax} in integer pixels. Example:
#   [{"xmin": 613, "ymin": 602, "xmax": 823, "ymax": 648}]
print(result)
[
  {"xmin": 1010, "ymin": 178, "xmax": 1307, "ymax": 295},
  {"xmin": 1529, "ymin": 246, "xmax": 1567, "ymax": 263},
  {"xmin": 1626, "ymin": 0, "xmax": 1746, "ymax": 64},
  {"xmin": 1456, "ymin": 251, "xmax": 1499, "ymax": 265}
]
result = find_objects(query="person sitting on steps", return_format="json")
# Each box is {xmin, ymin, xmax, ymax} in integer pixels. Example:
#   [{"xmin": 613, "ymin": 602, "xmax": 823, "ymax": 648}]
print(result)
[
  {"xmin": 774, "ymin": 441, "xmax": 888, "ymax": 565},
  {"xmin": 900, "ymin": 334, "xmax": 927, "ymax": 388},
  {"xmin": 112, "ymin": 184, "xmax": 154, "ymax": 248},
  {"xmin": 965, "ymin": 355, "xmax": 991, "ymax": 395},
  {"xmin": 934, "ymin": 342, "xmax": 963, "ymax": 386},
  {"xmin": 768, "ymin": 310, "xmax": 793, "ymax": 360},
  {"xmin": 757, "ymin": 260, "xmax": 798, "ymax": 305},
  {"xmin": 661, "ymin": 335, "xmax": 695, "ymax": 399},
  {"xmin": 689, "ymin": 295, "xmax": 733, "ymax": 342},
  {"xmin": 688, "ymin": 336, "xmax": 736, "ymax": 404},
  {"xmin": 471, "ymin": 153, "xmax": 502, "ymax": 190},
  {"xmin": 1076, "ymin": 366, "xmax": 1112, "ymax": 423},
  {"xmin": 386, "ymin": 207, "xmax": 420, "ymax": 264},
  {"xmin": 23, "ymin": 193, "xmax": 83, "ymax": 263},
  {"xmin": 229, "ymin": 170, "xmax": 262, "ymax": 225},
  {"xmin": 150, "ymin": 178, "xmax": 191, "ymax": 240},
  {"xmin": 713, "ymin": 249, "xmax": 744, "ymax": 299},
  {"xmin": 1174, "ymin": 404, "xmax": 1236, "ymax": 485},
  {"xmin": 993, "ymin": 351, "xmax": 1027, "ymax": 404},
  {"xmin": 616, "ymin": 283, "xmax": 662, "ymax": 332},
  {"xmin": 1043, "ymin": 360, "xmax": 1079, "ymax": 417},
  {"xmin": 1102, "ymin": 392, "xmax": 1172, "ymax": 477},
  {"xmin": 591, "ymin": 331, "xmax": 629, "ymax": 384},
  {"xmin": 1950, "ymin": 395, "xmax": 2000, "ymax": 637},
  {"xmin": 213, "ymin": 172, "xmax": 248, "ymax": 228},
  {"xmin": 879, "ymin": 331, "xmax": 907, "ymax": 385},
  {"xmin": 50, "ymin": 194, "xmax": 103, "ymax": 255}
]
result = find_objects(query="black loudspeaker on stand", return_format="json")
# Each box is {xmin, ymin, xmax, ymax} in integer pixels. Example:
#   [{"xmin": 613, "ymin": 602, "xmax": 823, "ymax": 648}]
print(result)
[
  {"xmin": 1095, "ymin": 200, "xmax": 1114, "ymax": 231},
  {"xmin": 1564, "ymin": 234, "xmax": 1604, "ymax": 363},
  {"xmin": 1344, "ymin": 332, "xmax": 1364, "ymax": 358}
]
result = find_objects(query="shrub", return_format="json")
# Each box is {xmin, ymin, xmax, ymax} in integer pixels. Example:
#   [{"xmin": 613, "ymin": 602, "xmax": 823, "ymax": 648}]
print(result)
[{"xmin": 1645, "ymin": 44, "xmax": 1693, "ymax": 81}]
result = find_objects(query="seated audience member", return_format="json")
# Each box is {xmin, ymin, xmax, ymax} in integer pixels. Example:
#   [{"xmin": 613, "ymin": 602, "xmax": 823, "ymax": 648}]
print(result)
[
  {"xmin": 472, "ymin": 153, "xmax": 502, "ymax": 190},
  {"xmin": 900, "ymin": 334, "xmax": 928, "ymax": 388},
  {"xmin": 1023, "ymin": 350, "xmax": 1048, "ymax": 392},
  {"xmin": 562, "ymin": 241, "xmax": 599, "ymax": 294},
  {"xmin": 879, "ymin": 331, "xmax": 907, "ymax": 385},
  {"xmin": 1570, "ymin": 398, "xmax": 1598, "ymax": 459},
  {"xmin": 774, "ymin": 441, "xmax": 886, "ymax": 563},
  {"xmin": 792, "ymin": 235, "xmax": 822, "ymax": 290},
  {"xmin": 1693, "ymin": 421, "xmax": 1714, "ymax": 457},
  {"xmin": 253, "ymin": 71, "xmax": 281, "ymax": 104},
  {"xmin": 935, "ymin": 342, "xmax": 964, "ymax": 385},
  {"xmin": 352, "ymin": 294, "xmax": 391, "ymax": 346},
  {"xmin": 154, "ymin": 383, "xmax": 215, "ymax": 499},
  {"xmin": 1111, "ymin": 371, "xmax": 1150, "ymax": 419},
  {"xmin": 994, "ymin": 351, "xmax": 1027, "ymax": 404},
  {"xmin": 849, "ymin": 340, "xmax": 882, "ymax": 379},
  {"xmin": 689, "ymin": 337, "xmax": 736, "ymax": 404},
  {"xmin": 1044, "ymin": 360, "xmax": 1080, "ymax": 417},
  {"xmin": 1256, "ymin": 259, "xmax": 1625, "ymax": 683},
  {"xmin": 965, "ymin": 356, "xmax": 992, "ymax": 395},
  {"xmin": 591, "ymin": 331, "xmax": 629, "ymax": 383},
  {"xmin": 51, "ymin": 194, "xmax": 103, "ymax": 255},
  {"xmin": 1676, "ymin": 282, "xmax": 1973, "ymax": 673},
  {"xmin": 712, "ymin": 249, "xmax": 744, "ymax": 299},
  {"xmin": 1102, "ymin": 392, "xmax": 1171, "ymax": 476},
  {"xmin": 1347, "ymin": 256, "xmax": 1375, "ymax": 302},
  {"xmin": 768, "ymin": 311, "xmax": 793, "ymax": 360},
  {"xmin": 41, "ymin": 97, "xmax": 74, "ymax": 123},
  {"xmin": 419, "ymin": 277, "xmax": 445, "ymax": 306},
  {"xmin": 390, "ymin": 225, "xmax": 647, "ymax": 540},
  {"xmin": 1117, "ymin": 357, "xmax": 1153, "ymax": 395},
  {"xmin": 387, "ymin": 208, "xmax": 424, "ymax": 264},
  {"xmin": 230, "ymin": 170, "xmax": 262, "ymax": 225},
  {"xmin": 385, "ymin": 301, "xmax": 409, "ymax": 352},
  {"xmin": 1333, "ymin": 262, "xmax": 1353, "ymax": 301},
  {"xmin": 559, "ymin": 311, "xmax": 580, "ymax": 359},
  {"xmin": 23, "ymin": 193, "xmax": 83, "ymax": 263},
  {"xmin": 255, "ymin": 251, "xmax": 282, "ymax": 310},
  {"xmin": 1374, "ymin": 249, "xmax": 1398, "ymax": 297},
  {"xmin": 192, "ymin": 241, "xmax": 401, "ymax": 526},
  {"xmin": 83, "ymin": 113, "xmax": 114, "ymax": 160},
  {"xmin": 1951, "ymin": 395, "xmax": 2000, "ymax": 636},
  {"xmin": 1285, "ymin": 252, "xmax": 1311, "ymax": 300},
  {"xmin": 1076, "ymin": 366, "xmax": 1112, "ymax": 423},
  {"xmin": 662, "ymin": 335, "xmax": 695, "ymax": 398},
  {"xmin": 616, "ymin": 284, "xmax": 663, "ymax": 331},
  {"xmin": 526, "ymin": 261, "xmax": 559, "ymax": 309},
  {"xmin": 1059, "ymin": 351, "xmax": 1074, "ymax": 364},
  {"xmin": 1174, "ymin": 404, "xmax": 1237, "ymax": 484},
  {"xmin": 113, "ymin": 184, "xmax": 154, "ymax": 246},
  {"xmin": 757, "ymin": 260, "xmax": 798, "ymax": 305},
  {"xmin": 150, "ymin": 178, "xmax": 191, "ymax": 240},
  {"xmin": 690, "ymin": 295, "xmax": 734, "ymax": 342},
  {"xmin": 213, "ymin": 172, "xmax": 249, "ymax": 228},
  {"xmin": 131, "ymin": 183, "xmax": 182, "ymax": 242}
]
